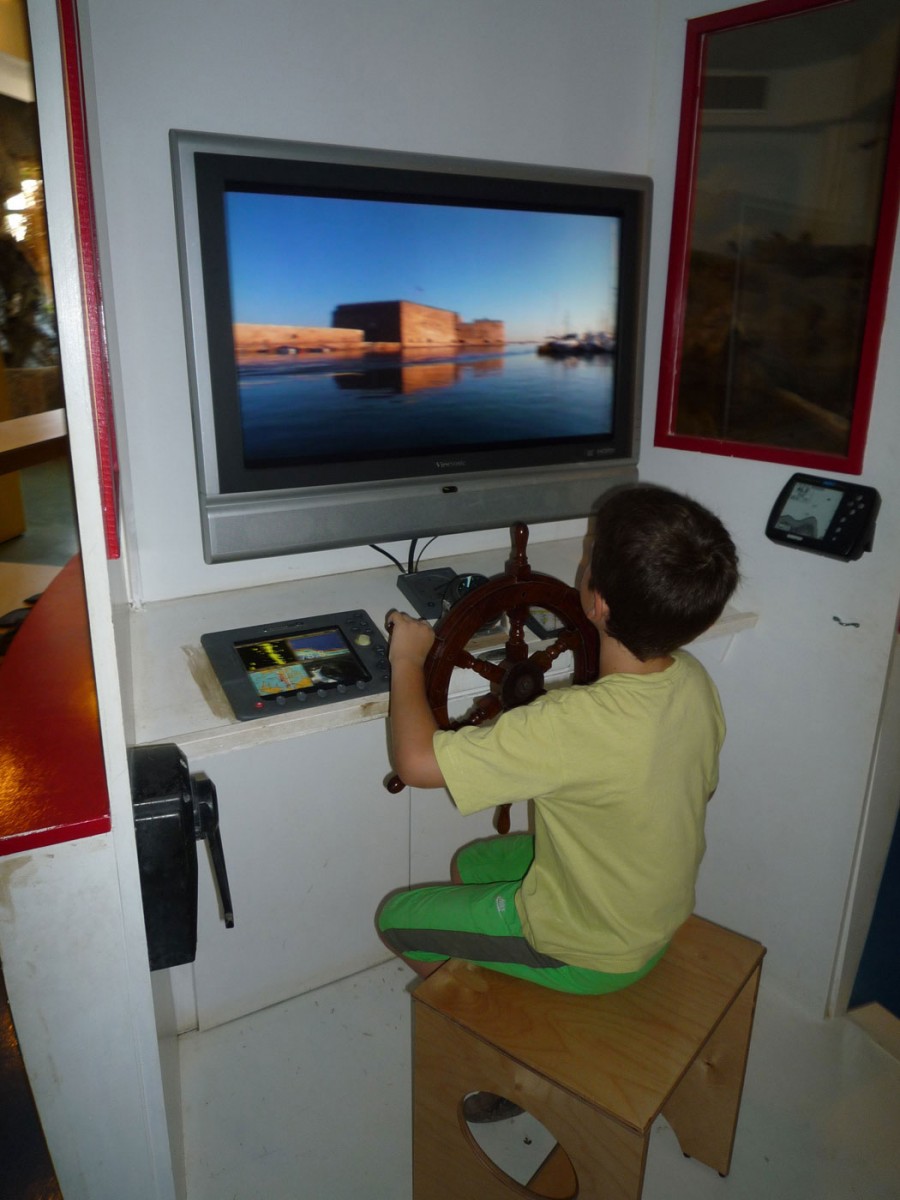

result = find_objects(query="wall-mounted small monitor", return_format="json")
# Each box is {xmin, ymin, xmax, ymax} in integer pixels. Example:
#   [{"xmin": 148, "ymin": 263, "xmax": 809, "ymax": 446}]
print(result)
[{"xmin": 171, "ymin": 131, "xmax": 651, "ymax": 563}]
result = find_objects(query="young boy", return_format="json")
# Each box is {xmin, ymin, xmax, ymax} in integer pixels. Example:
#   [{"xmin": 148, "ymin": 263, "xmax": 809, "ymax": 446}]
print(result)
[{"xmin": 378, "ymin": 484, "xmax": 739, "ymax": 1116}]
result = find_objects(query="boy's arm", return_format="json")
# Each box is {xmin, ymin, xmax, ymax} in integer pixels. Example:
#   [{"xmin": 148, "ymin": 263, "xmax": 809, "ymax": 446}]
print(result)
[{"xmin": 386, "ymin": 610, "xmax": 447, "ymax": 789}]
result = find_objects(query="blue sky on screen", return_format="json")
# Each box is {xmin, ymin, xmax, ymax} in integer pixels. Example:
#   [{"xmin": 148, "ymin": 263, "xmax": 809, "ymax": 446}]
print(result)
[{"xmin": 225, "ymin": 191, "xmax": 619, "ymax": 342}]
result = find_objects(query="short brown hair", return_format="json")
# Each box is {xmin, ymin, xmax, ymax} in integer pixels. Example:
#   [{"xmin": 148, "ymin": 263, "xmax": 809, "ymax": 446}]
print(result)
[{"xmin": 588, "ymin": 484, "xmax": 739, "ymax": 660}]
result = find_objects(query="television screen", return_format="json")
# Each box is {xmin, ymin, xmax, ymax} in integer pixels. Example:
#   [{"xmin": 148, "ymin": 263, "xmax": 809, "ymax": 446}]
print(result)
[
  {"xmin": 172, "ymin": 133, "xmax": 650, "ymax": 562},
  {"xmin": 226, "ymin": 191, "xmax": 620, "ymax": 475}
]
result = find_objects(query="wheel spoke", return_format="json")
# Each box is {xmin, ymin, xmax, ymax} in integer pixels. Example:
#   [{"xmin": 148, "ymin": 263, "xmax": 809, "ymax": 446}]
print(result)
[
  {"xmin": 504, "ymin": 606, "xmax": 529, "ymax": 663},
  {"xmin": 529, "ymin": 628, "xmax": 577, "ymax": 673},
  {"xmin": 450, "ymin": 691, "xmax": 502, "ymax": 730},
  {"xmin": 456, "ymin": 648, "xmax": 506, "ymax": 686}
]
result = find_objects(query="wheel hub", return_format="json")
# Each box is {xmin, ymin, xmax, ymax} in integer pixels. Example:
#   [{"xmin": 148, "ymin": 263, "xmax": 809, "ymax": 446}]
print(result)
[{"xmin": 499, "ymin": 660, "xmax": 546, "ymax": 710}]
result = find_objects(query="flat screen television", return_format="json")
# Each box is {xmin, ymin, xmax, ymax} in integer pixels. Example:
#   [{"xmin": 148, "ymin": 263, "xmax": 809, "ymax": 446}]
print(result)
[{"xmin": 170, "ymin": 131, "xmax": 650, "ymax": 563}]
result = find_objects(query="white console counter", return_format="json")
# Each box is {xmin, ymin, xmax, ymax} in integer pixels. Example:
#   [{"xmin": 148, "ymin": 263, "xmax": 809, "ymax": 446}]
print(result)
[{"xmin": 129, "ymin": 534, "xmax": 756, "ymax": 756}]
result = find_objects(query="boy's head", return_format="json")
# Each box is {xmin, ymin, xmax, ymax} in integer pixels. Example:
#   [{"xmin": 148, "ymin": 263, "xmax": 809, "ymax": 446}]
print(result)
[{"xmin": 584, "ymin": 484, "xmax": 739, "ymax": 661}]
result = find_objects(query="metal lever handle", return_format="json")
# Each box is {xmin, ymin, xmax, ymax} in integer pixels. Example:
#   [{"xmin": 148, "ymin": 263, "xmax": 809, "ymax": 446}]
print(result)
[{"xmin": 191, "ymin": 772, "xmax": 235, "ymax": 928}]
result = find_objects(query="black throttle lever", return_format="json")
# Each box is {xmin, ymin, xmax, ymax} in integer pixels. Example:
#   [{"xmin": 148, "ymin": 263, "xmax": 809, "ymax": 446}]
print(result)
[{"xmin": 191, "ymin": 771, "xmax": 235, "ymax": 928}]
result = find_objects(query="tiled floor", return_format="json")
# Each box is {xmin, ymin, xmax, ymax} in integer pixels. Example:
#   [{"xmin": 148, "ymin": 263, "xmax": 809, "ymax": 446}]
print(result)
[
  {"xmin": 177, "ymin": 958, "xmax": 900, "ymax": 1200},
  {"xmin": 0, "ymin": 458, "xmax": 77, "ymax": 616},
  {"xmin": 0, "ymin": 559, "xmax": 61, "ymax": 623}
]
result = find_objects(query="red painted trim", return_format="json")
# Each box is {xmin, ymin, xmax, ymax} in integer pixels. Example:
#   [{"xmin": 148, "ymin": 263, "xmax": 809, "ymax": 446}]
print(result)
[
  {"xmin": 55, "ymin": 0, "xmax": 120, "ymax": 558},
  {"xmin": 650, "ymin": 430, "xmax": 870, "ymax": 474},
  {"xmin": 690, "ymin": 0, "xmax": 851, "ymax": 36},
  {"xmin": 0, "ymin": 558, "xmax": 111, "ymax": 857},
  {"xmin": 654, "ymin": 0, "xmax": 899, "ymax": 476},
  {"xmin": 849, "ymin": 52, "xmax": 900, "ymax": 468},
  {"xmin": 655, "ymin": 18, "xmax": 707, "ymax": 448},
  {"xmin": 0, "ymin": 817, "xmax": 112, "ymax": 857}
]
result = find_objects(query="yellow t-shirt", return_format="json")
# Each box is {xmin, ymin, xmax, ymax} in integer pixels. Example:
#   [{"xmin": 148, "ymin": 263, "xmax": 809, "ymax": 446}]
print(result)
[{"xmin": 432, "ymin": 650, "xmax": 724, "ymax": 972}]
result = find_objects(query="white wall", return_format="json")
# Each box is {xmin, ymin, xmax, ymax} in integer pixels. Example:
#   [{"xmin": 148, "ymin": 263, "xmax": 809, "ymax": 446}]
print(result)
[
  {"xmin": 74, "ymin": 0, "xmax": 900, "ymax": 1017},
  {"xmin": 640, "ymin": 0, "xmax": 900, "ymax": 1012},
  {"xmin": 78, "ymin": 0, "xmax": 658, "ymax": 605}
]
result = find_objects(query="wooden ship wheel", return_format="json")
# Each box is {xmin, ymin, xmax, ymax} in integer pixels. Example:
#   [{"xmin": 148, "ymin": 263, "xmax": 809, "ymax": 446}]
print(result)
[{"xmin": 386, "ymin": 522, "xmax": 600, "ymax": 832}]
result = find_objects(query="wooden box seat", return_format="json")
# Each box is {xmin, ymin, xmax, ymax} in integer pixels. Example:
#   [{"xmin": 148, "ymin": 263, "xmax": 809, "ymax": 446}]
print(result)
[{"xmin": 412, "ymin": 914, "xmax": 765, "ymax": 1199}]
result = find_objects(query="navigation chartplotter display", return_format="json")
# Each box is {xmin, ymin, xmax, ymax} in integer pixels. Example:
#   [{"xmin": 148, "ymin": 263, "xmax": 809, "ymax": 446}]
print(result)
[
  {"xmin": 772, "ymin": 478, "xmax": 842, "ymax": 540},
  {"xmin": 766, "ymin": 473, "xmax": 880, "ymax": 561},
  {"xmin": 202, "ymin": 609, "xmax": 390, "ymax": 721}
]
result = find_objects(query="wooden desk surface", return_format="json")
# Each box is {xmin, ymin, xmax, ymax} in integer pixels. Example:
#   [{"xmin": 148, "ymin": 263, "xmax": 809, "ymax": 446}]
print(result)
[{"xmin": 0, "ymin": 409, "xmax": 68, "ymax": 473}]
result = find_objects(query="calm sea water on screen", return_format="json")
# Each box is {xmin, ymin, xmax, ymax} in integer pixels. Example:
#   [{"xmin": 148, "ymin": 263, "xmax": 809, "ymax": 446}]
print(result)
[{"xmin": 239, "ymin": 346, "xmax": 614, "ymax": 463}]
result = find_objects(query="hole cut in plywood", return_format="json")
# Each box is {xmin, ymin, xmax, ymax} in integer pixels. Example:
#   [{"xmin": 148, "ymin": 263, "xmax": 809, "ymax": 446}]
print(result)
[{"xmin": 462, "ymin": 1095, "xmax": 561, "ymax": 1194}]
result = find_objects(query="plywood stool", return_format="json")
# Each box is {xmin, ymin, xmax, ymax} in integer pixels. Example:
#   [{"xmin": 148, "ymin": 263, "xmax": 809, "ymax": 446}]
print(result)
[{"xmin": 412, "ymin": 914, "xmax": 765, "ymax": 1200}]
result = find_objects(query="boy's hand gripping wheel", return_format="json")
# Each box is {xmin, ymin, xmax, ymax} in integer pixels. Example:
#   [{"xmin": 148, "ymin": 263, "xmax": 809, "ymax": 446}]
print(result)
[{"xmin": 385, "ymin": 522, "xmax": 600, "ymax": 832}]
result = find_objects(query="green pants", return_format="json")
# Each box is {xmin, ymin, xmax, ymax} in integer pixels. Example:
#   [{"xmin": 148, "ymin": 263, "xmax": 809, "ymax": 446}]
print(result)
[{"xmin": 378, "ymin": 833, "xmax": 666, "ymax": 995}]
